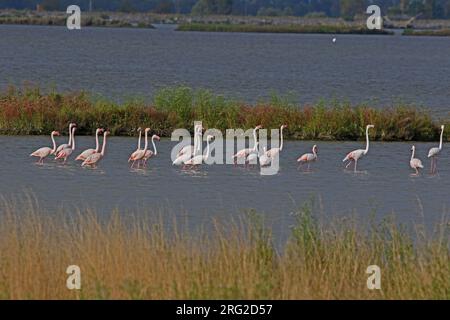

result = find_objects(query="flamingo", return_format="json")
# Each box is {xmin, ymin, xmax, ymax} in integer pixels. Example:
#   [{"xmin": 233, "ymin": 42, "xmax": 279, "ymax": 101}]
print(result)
[
  {"xmin": 55, "ymin": 123, "xmax": 76, "ymax": 157},
  {"xmin": 128, "ymin": 127, "xmax": 143, "ymax": 164},
  {"xmin": 55, "ymin": 126, "xmax": 76, "ymax": 164},
  {"xmin": 143, "ymin": 135, "xmax": 161, "ymax": 166},
  {"xmin": 427, "ymin": 125, "xmax": 445, "ymax": 174},
  {"xmin": 75, "ymin": 128, "xmax": 104, "ymax": 161},
  {"xmin": 232, "ymin": 125, "xmax": 262, "ymax": 165},
  {"xmin": 82, "ymin": 131, "xmax": 110, "ymax": 168},
  {"xmin": 410, "ymin": 145, "xmax": 424, "ymax": 176},
  {"xmin": 173, "ymin": 125, "xmax": 203, "ymax": 166},
  {"xmin": 30, "ymin": 131, "xmax": 60, "ymax": 164},
  {"xmin": 259, "ymin": 124, "xmax": 287, "ymax": 167},
  {"xmin": 245, "ymin": 142, "xmax": 259, "ymax": 167},
  {"xmin": 129, "ymin": 128, "xmax": 150, "ymax": 168},
  {"xmin": 177, "ymin": 124, "xmax": 203, "ymax": 158},
  {"xmin": 343, "ymin": 124, "xmax": 374, "ymax": 172},
  {"xmin": 184, "ymin": 135, "xmax": 214, "ymax": 167},
  {"xmin": 297, "ymin": 145, "xmax": 318, "ymax": 171}
]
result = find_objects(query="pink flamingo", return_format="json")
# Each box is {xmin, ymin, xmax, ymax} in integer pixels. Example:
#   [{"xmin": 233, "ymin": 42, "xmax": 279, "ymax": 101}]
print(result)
[
  {"xmin": 129, "ymin": 128, "xmax": 150, "ymax": 168},
  {"xmin": 55, "ymin": 123, "xmax": 76, "ymax": 157},
  {"xmin": 30, "ymin": 131, "xmax": 60, "ymax": 164},
  {"xmin": 128, "ymin": 127, "xmax": 143, "ymax": 163},
  {"xmin": 259, "ymin": 124, "xmax": 287, "ymax": 167},
  {"xmin": 177, "ymin": 124, "xmax": 203, "ymax": 158},
  {"xmin": 184, "ymin": 135, "xmax": 214, "ymax": 168},
  {"xmin": 232, "ymin": 125, "xmax": 262, "ymax": 165},
  {"xmin": 82, "ymin": 131, "xmax": 110, "ymax": 167},
  {"xmin": 343, "ymin": 125, "xmax": 374, "ymax": 172},
  {"xmin": 75, "ymin": 128, "xmax": 104, "ymax": 161},
  {"xmin": 173, "ymin": 125, "xmax": 203, "ymax": 166},
  {"xmin": 410, "ymin": 145, "xmax": 424, "ymax": 176},
  {"xmin": 427, "ymin": 125, "xmax": 445, "ymax": 174},
  {"xmin": 297, "ymin": 145, "xmax": 318, "ymax": 171},
  {"xmin": 143, "ymin": 135, "xmax": 161, "ymax": 166},
  {"xmin": 55, "ymin": 126, "xmax": 76, "ymax": 164}
]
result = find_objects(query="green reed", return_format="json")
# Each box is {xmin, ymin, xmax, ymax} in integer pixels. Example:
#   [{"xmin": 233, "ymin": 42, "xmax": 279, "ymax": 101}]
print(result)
[{"xmin": 0, "ymin": 85, "xmax": 447, "ymax": 141}]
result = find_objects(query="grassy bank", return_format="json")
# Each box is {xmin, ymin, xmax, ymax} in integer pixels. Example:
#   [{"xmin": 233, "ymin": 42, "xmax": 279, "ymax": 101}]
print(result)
[
  {"xmin": 0, "ymin": 86, "xmax": 448, "ymax": 141},
  {"xmin": 0, "ymin": 198, "xmax": 448, "ymax": 299},
  {"xmin": 403, "ymin": 28, "xmax": 450, "ymax": 36},
  {"xmin": 0, "ymin": 10, "xmax": 155, "ymax": 28},
  {"xmin": 176, "ymin": 23, "xmax": 393, "ymax": 35}
]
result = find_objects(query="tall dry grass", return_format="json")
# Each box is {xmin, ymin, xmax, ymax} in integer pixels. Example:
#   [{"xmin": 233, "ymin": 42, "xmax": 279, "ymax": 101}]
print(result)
[{"xmin": 0, "ymin": 197, "xmax": 448, "ymax": 300}]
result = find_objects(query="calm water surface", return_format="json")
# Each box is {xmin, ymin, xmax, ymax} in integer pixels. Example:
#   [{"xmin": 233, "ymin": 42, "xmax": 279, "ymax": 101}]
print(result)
[
  {"xmin": 0, "ymin": 24, "xmax": 449, "ymax": 115},
  {"xmin": 0, "ymin": 136, "xmax": 448, "ymax": 241}
]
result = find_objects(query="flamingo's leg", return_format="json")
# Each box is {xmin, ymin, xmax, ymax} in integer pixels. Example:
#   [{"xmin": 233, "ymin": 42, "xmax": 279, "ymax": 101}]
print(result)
[
  {"xmin": 354, "ymin": 159, "xmax": 358, "ymax": 172},
  {"xmin": 345, "ymin": 160, "xmax": 352, "ymax": 169}
]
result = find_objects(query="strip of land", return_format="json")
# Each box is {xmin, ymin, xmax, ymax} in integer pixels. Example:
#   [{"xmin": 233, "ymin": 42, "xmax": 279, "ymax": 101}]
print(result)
[{"xmin": 0, "ymin": 86, "xmax": 448, "ymax": 141}]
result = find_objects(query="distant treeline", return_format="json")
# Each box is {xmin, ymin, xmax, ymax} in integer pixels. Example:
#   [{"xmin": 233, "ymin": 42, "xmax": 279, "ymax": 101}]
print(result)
[{"xmin": 2, "ymin": 0, "xmax": 450, "ymax": 19}]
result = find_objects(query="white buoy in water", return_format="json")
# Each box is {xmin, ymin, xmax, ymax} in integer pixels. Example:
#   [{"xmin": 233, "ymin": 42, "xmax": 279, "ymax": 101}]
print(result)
[{"xmin": 332, "ymin": 37, "xmax": 336, "ymax": 43}]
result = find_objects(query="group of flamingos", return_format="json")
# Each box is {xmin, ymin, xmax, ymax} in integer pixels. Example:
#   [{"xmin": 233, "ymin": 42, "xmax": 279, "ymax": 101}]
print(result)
[{"xmin": 30, "ymin": 122, "xmax": 446, "ymax": 175}]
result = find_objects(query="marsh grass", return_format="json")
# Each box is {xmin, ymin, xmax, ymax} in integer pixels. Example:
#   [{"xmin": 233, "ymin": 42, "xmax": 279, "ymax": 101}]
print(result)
[
  {"xmin": 0, "ymin": 85, "xmax": 448, "ymax": 141},
  {"xmin": 0, "ymin": 197, "xmax": 448, "ymax": 300},
  {"xmin": 403, "ymin": 28, "xmax": 450, "ymax": 36},
  {"xmin": 176, "ymin": 23, "xmax": 393, "ymax": 35}
]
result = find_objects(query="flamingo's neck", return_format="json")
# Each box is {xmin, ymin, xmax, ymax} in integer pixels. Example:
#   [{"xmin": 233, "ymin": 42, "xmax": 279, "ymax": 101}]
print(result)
[
  {"xmin": 51, "ymin": 133, "xmax": 57, "ymax": 153},
  {"xmin": 252, "ymin": 127, "xmax": 258, "ymax": 151},
  {"xmin": 279, "ymin": 126, "xmax": 284, "ymax": 151},
  {"xmin": 68, "ymin": 125, "xmax": 73, "ymax": 146},
  {"xmin": 152, "ymin": 136, "xmax": 157, "ymax": 155},
  {"xmin": 95, "ymin": 130, "xmax": 100, "ymax": 152},
  {"xmin": 71, "ymin": 128, "xmax": 76, "ymax": 150},
  {"xmin": 439, "ymin": 126, "xmax": 444, "ymax": 150},
  {"xmin": 411, "ymin": 147, "xmax": 415, "ymax": 160},
  {"xmin": 364, "ymin": 126, "xmax": 370, "ymax": 154},
  {"xmin": 195, "ymin": 130, "xmax": 202, "ymax": 154},
  {"xmin": 143, "ymin": 131, "xmax": 149, "ymax": 152},
  {"xmin": 205, "ymin": 139, "xmax": 210, "ymax": 161},
  {"xmin": 137, "ymin": 131, "xmax": 142, "ymax": 150},
  {"xmin": 312, "ymin": 147, "xmax": 317, "ymax": 157},
  {"xmin": 101, "ymin": 132, "xmax": 107, "ymax": 156}
]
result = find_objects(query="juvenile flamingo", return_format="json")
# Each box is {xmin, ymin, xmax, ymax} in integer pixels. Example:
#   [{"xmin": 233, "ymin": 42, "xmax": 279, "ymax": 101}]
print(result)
[
  {"xmin": 297, "ymin": 145, "xmax": 318, "ymax": 171},
  {"xmin": 129, "ymin": 128, "xmax": 150, "ymax": 168},
  {"xmin": 82, "ymin": 131, "xmax": 110, "ymax": 168},
  {"xmin": 343, "ymin": 124, "xmax": 374, "ymax": 172},
  {"xmin": 427, "ymin": 125, "xmax": 445, "ymax": 174},
  {"xmin": 75, "ymin": 128, "xmax": 104, "ymax": 161},
  {"xmin": 232, "ymin": 125, "xmax": 262, "ymax": 165},
  {"xmin": 259, "ymin": 124, "xmax": 287, "ymax": 167},
  {"xmin": 128, "ymin": 127, "xmax": 143, "ymax": 163},
  {"xmin": 410, "ymin": 145, "xmax": 424, "ymax": 176},
  {"xmin": 55, "ymin": 123, "xmax": 76, "ymax": 157},
  {"xmin": 184, "ymin": 135, "xmax": 214, "ymax": 167},
  {"xmin": 143, "ymin": 135, "xmax": 161, "ymax": 166},
  {"xmin": 55, "ymin": 126, "xmax": 76, "ymax": 164},
  {"xmin": 30, "ymin": 131, "xmax": 60, "ymax": 164}
]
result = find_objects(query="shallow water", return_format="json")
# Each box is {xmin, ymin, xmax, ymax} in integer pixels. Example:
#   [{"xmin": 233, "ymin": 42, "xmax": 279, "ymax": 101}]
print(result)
[
  {"xmin": 1, "ymin": 24, "xmax": 450, "ymax": 115},
  {"xmin": 0, "ymin": 135, "xmax": 448, "ymax": 242}
]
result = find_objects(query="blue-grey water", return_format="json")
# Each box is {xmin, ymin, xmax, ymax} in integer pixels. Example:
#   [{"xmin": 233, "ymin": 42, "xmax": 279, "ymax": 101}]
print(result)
[
  {"xmin": 0, "ymin": 24, "xmax": 450, "ymax": 116},
  {"xmin": 0, "ymin": 135, "xmax": 448, "ymax": 242}
]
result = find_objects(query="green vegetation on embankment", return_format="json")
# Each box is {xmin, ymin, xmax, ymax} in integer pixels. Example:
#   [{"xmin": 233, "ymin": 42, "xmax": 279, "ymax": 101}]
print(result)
[
  {"xmin": 0, "ymin": 198, "xmax": 448, "ymax": 299},
  {"xmin": 0, "ymin": 86, "xmax": 448, "ymax": 141},
  {"xmin": 403, "ymin": 28, "xmax": 450, "ymax": 36},
  {"xmin": 176, "ymin": 23, "xmax": 393, "ymax": 35}
]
